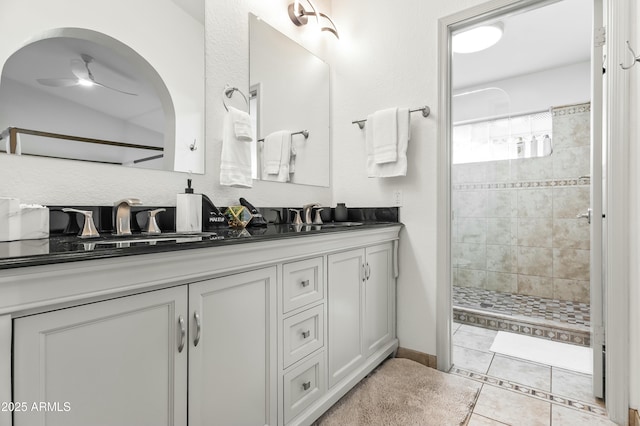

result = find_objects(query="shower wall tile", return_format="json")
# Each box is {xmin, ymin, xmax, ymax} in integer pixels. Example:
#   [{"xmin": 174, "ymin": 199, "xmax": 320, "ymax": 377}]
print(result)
[
  {"xmin": 487, "ymin": 218, "xmax": 517, "ymax": 245},
  {"xmin": 487, "ymin": 190, "xmax": 517, "ymax": 218},
  {"xmin": 518, "ymin": 275, "xmax": 554, "ymax": 298},
  {"xmin": 518, "ymin": 246, "xmax": 553, "ymax": 277},
  {"xmin": 517, "ymin": 189, "xmax": 553, "ymax": 218},
  {"xmin": 553, "ymin": 219, "xmax": 590, "ymax": 249},
  {"xmin": 487, "ymin": 271, "xmax": 518, "ymax": 293},
  {"xmin": 453, "ymin": 162, "xmax": 487, "ymax": 184},
  {"xmin": 454, "ymin": 190, "xmax": 487, "ymax": 218},
  {"xmin": 553, "ymin": 278, "xmax": 590, "ymax": 304},
  {"xmin": 457, "ymin": 243, "xmax": 487, "ymax": 270},
  {"xmin": 457, "ymin": 218, "xmax": 487, "ymax": 243},
  {"xmin": 517, "ymin": 218, "xmax": 553, "ymax": 248},
  {"xmin": 553, "ymin": 186, "xmax": 590, "ymax": 218},
  {"xmin": 457, "ymin": 268, "xmax": 487, "ymax": 288},
  {"xmin": 511, "ymin": 156, "xmax": 554, "ymax": 181},
  {"xmin": 552, "ymin": 104, "xmax": 590, "ymax": 149},
  {"xmin": 452, "ymin": 102, "xmax": 591, "ymax": 305},
  {"xmin": 553, "ymin": 146, "xmax": 590, "ymax": 179},
  {"xmin": 553, "ymin": 248, "xmax": 590, "ymax": 281},
  {"xmin": 487, "ymin": 244, "xmax": 518, "ymax": 273}
]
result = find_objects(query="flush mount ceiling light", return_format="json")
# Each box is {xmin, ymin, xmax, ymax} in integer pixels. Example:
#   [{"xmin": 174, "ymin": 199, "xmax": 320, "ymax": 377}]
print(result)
[
  {"xmin": 288, "ymin": 0, "xmax": 340, "ymax": 39},
  {"xmin": 452, "ymin": 22, "xmax": 504, "ymax": 54}
]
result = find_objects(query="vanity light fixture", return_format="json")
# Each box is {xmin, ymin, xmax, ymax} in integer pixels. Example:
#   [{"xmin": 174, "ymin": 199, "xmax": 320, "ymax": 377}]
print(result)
[
  {"xmin": 288, "ymin": 0, "xmax": 339, "ymax": 39},
  {"xmin": 452, "ymin": 22, "xmax": 504, "ymax": 54}
]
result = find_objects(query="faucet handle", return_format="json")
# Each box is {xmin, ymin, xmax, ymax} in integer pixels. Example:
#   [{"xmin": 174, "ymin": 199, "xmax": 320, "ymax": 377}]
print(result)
[
  {"xmin": 62, "ymin": 208, "xmax": 100, "ymax": 238},
  {"xmin": 143, "ymin": 208, "xmax": 166, "ymax": 234},
  {"xmin": 313, "ymin": 208, "xmax": 324, "ymax": 225},
  {"xmin": 289, "ymin": 209, "xmax": 303, "ymax": 225}
]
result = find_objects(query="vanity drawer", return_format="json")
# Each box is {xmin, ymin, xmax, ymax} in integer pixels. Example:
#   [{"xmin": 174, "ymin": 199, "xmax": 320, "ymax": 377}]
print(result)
[
  {"xmin": 284, "ymin": 351, "xmax": 326, "ymax": 424},
  {"xmin": 283, "ymin": 257, "xmax": 324, "ymax": 313},
  {"xmin": 283, "ymin": 305, "xmax": 324, "ymax": 368}
]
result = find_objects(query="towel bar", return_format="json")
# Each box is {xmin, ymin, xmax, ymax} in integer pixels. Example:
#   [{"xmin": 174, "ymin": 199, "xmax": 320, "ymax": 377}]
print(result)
[
  {"xmin": 352, "ymin": 106, "xmax": 430, "ymax": 129},
  {"xmin": 257, "ymin": 130, "xmax": 309, "ymax": 142}
]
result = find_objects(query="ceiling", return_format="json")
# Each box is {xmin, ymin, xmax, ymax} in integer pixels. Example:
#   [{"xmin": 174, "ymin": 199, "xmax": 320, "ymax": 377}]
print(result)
[{"xmin": 452, "ymin": 0, "xmax": 593, "ymax": 90}]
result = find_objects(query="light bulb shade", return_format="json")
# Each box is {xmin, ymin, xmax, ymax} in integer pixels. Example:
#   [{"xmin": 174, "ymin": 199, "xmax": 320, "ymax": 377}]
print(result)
[{"xmin": 453, "ymin": 23, "xmax": 504, "ymax": 54}]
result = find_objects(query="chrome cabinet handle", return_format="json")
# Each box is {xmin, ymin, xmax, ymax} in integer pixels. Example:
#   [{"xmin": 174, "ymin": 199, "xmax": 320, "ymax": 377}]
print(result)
[
  {"xmin": 302, "ymin": 330, "xmax": 311, "ymax": 339},
  {"xmin": 177, "ymin": 316, "xmax": 186, "ymax": 353},
  {"xmin": 362, "ymin": 264, "xmax": 366, "ymax": 282},
  {"xmin": 193, "ymin": 311, "xmax": 201, "ymax": 347},
  {"xmin": 365, "ymin": 263, "xmax": 371, "ymax": 280},
  {"xmin": 301, "ymin": 279, "xmax": 310, "ymax": 287},
  {"xmin": 302, "ymin": 381, "xmax": 311, "ymax": 391}
]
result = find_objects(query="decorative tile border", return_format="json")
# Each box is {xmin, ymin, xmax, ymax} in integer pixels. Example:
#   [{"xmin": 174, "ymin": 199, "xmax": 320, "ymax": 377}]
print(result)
[
  {"xmin": 450, "ymin": 367, "xmax": 607, "ymax": 417},
  {"xmin": 453, "ymin": 177, "xmax": 590, "ymax": 191},
  {"xmin": 453, "ymin": 308, "xmax": 590, "ymax": 347},
  {"xmin": 552, "ymin": 102, "xmax": 591, "ymax": 116}
]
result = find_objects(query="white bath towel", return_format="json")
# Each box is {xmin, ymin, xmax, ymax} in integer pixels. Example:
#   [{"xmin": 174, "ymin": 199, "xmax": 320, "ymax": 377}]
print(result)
[
  {"xmin": 261, "ymin": 130, "xmax": 292, "ymax": 182},
  {"xmin": 220, "ymin": 106, "xmax": 253, "ymax": 188},
  {"xmin": 371, "ymin": 107, "xmax": 398, "ymax": 164},
  {"xmin": 366, "ymin": 107, "xmax": 410, "ymax": 178}
]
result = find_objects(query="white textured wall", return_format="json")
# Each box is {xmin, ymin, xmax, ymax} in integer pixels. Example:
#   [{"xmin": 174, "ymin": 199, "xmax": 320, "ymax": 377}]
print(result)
[
  {"xmin": 330, "ymin": 0, "xmax": 487, "ymax": 356},
  {"xmin": 0, "ymin": 0, "xmax": 332, "ymax": 208}
]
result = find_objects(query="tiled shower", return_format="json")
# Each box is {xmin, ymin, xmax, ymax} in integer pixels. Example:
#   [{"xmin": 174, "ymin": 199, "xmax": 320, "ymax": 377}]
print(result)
[{"xmin": 452, "ymin": 102, "xmax": 591, "ymax": 346}]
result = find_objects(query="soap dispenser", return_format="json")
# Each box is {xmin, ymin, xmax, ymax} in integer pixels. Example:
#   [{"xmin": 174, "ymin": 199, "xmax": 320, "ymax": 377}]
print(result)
[{"xmin": 176, "ymin": 179, "xmax": 202, "ymax": 233}]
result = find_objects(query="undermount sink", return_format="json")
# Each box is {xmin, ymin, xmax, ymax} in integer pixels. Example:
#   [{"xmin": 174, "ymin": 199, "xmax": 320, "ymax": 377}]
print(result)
[
  {"xmin": 80, "ymin": 232, "xmax": 219, "ymax": 249},
  {"xmin": 320, "ymin": 222, "xmax": 364, "ymax": 227}
]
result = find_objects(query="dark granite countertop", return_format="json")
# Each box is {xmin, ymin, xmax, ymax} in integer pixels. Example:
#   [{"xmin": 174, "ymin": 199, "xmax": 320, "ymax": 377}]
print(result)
[{"xmin": 0, "ymin": 222, "xmax": 402, "ymax": 270}]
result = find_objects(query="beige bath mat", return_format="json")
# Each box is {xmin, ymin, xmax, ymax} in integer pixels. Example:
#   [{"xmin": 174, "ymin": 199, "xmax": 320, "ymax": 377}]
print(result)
[{"xmin": 315, "ymin": 358, "xmax": 480, "ymax": 426}]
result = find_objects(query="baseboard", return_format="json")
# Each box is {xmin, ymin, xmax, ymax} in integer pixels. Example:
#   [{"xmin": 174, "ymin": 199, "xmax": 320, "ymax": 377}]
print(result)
[
  {"xmin": 396, "ymin": 347, "xmax": 437, "ymax": 369},
  {"xmin": 630, "ymin": 408, "xmax": 640, "ymax": 426}
]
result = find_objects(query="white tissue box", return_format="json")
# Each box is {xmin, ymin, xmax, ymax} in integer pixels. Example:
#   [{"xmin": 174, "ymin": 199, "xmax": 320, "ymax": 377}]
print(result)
[{"xmin": 0, "ymin": 198, "xmax": 49, "ymax": 242}]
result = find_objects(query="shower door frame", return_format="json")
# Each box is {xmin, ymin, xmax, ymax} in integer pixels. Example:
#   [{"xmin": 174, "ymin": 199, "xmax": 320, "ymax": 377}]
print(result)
[{"xmin": 436, "ymin": 0, "xmax": 631, "ymax": 423}]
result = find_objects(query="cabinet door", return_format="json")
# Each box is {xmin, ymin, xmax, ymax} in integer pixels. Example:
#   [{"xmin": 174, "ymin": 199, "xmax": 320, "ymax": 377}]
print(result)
[
  {"xmin": 13, "ymin": 286, "xmax": 188, "ymax": 426},
  {"xmin": 327, "ymin": 249, "xmax": 365, "ymax": 388},
  {"xmin": 363, "ymin": 243, "xmax": 394, "ymax": 357},
  {"xmin": 188, "ymin": 267, "xmax": 277, "ymax": 426}
]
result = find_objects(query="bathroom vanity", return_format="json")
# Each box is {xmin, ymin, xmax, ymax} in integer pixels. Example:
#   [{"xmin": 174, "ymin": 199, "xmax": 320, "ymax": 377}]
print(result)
[{"xmin": 0, "ymin": 222, "xmax": 401, "ymax": 426}]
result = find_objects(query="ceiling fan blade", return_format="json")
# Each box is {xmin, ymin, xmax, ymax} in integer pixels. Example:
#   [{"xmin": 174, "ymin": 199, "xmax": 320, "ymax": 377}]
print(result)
[
  {"xmin": 93, "ymin": 81, "xmax": 138, "ymax": 96},
  {"xmin": 70, "ymin": 58, "xmax": 91, "ymax": 81},
  {"xmin": 37, "ymin": 78, "xmax": 79, "ymax": 87}
]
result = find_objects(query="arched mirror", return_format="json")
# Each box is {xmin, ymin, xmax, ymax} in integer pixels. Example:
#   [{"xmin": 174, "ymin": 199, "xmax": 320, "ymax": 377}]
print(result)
[{"xmin": 0, "ymin": 0, "xmax": 204, "ymax": 174}]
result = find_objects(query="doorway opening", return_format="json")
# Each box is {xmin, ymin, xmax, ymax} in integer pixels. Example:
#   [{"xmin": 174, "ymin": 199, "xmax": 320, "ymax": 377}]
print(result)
[{"xmin": 447, "ymin": 0, "xmax": 606, "ymax": 419}]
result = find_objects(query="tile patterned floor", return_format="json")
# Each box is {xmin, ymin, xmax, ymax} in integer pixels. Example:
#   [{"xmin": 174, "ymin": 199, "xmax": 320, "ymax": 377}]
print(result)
[
  {"xmin": 453, "ymin": 286, "xmax": 591, "ymax": 327},
  {"xmin": 451, "ymin": 323, "xmax": 614, "ymax": 425}
]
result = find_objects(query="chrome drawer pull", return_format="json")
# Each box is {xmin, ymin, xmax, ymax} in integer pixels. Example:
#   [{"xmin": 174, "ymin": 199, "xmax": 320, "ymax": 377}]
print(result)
[
  {"xmin": 301, "ymin": 279, "xmax": 310, "ymax": 287},
  {"xmin": 302, "ymin": 381, "xmax": 311, "ymax": 391},
  {"xmin": 193, "ymin": 311, "xmax": 201, "ymax": 347},
  {"xmin": 177, "ymin": 316, "xmax": 186, "ymax": 353},
  {"xmin": 302, "ymin": 330, "xmax": 311, "ymax": 339}
]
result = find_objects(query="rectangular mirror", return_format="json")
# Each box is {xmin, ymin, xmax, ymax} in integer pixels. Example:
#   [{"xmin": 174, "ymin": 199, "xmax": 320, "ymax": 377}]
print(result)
[
  {"xmin": 249, "ymin": 13, "xmax": 330, "ymax": 187},
  {"xmin": 0, "ymin": 0, "xmax": 205, "ymax": 174}
]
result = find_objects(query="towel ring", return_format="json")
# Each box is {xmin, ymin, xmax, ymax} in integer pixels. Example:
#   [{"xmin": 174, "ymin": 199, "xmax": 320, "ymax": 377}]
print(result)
[{"xmin": 222, "ymin": 85, "xmax": 249, "ymax": 112}]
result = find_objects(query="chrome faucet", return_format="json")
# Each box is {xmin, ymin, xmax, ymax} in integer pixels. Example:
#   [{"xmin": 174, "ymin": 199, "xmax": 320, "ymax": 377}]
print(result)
[
  {"xmin": 114, "ymin": 198, "xmax": 142, "ymax": 235},
  {"xmin": 303, "ymin": 203, "xmax": 319, "ymax": 225}
]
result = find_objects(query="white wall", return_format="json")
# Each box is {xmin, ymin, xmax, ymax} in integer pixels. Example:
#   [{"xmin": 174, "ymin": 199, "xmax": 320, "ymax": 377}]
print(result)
[{"xmin": 0, "ymin": 0, "xmax": 332, "ymax": 208}]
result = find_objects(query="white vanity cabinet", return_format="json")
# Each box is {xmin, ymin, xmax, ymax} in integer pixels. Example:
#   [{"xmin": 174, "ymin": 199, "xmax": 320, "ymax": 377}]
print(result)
[
  {"xmin": 327, "ymin": 243, "xmax": 394, "ymax": 389},
  {"xmin": 1, "ymin": 224, "xmax": 401, "ymax": 426},
  {"xmin": 13, "ymin": 286, "xmax": 189, "ymax": 426}
]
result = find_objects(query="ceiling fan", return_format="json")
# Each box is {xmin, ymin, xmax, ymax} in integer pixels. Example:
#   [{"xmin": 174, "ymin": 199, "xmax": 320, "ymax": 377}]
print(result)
[{"xmin": 37, "ymin": 54, "xmax": 137, "ymax": 96}]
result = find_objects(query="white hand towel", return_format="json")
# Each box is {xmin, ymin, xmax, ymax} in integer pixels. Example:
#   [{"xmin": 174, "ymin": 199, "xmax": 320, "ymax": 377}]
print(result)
[
  {"xmin": 372, "ymin": 107, "xmax": 398, "ymax": 164},
  {"xmin": 233, "ymin": 109, "xmax": 253, "ymax": 142},
  {"xmin": 289, "ymin": 140, "xmax": 297, "ymax": 174},
  {"xmin": 366, "ymin": 107, "xmax": 410, "ymax": 178},
  {"xmin": 220, "ymin": 106, "xmax": 253, "ymax": 188},
  {"xmin": 261, "ymin": 130, "xmax": 292, "ymax": 182}
]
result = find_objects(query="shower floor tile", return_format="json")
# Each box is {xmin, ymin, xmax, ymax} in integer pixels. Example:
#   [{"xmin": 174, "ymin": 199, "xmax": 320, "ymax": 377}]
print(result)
[{"xmin": 453, "ymin": 286, "xmax": 590, "ymax": 328}]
